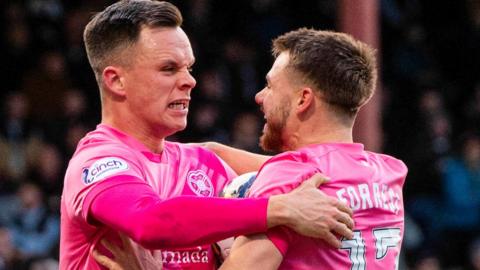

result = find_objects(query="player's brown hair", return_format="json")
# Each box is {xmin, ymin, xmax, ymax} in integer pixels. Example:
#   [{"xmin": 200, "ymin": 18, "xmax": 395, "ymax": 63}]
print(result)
[
  {"xmin": 272, "ymin": 28, "xmax": 377, "ymax": 116},
  {"xmin": 83, "ymin": 0, "xmax": 183, "ymax": 83}
]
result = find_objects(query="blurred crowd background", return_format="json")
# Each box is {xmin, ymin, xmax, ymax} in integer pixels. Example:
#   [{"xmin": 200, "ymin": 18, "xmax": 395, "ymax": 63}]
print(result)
[{"xmin": 1, "ymin": 0, "xmax": 480, "ymax": 269}]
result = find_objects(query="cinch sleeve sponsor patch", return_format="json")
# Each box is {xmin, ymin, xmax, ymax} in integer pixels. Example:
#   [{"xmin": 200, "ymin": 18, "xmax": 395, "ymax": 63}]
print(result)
[{"xmin": 81, "ymin": 157, "xmax": 129, "ymax": 185}]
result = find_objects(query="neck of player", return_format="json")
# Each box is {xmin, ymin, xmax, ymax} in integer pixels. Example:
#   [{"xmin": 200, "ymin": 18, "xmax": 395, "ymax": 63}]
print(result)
[{"xmin": 283, "ymin": 103, "xmax": 355, "ymax": 151}]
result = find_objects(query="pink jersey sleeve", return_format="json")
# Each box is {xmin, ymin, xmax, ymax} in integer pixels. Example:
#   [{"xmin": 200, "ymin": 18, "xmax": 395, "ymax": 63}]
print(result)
[
  {"xmin": 87, "ymin": 175, "xmax": 269, "ymax": 249},
  {"xmin": 248, "ymin": 154, "xmax": 319, "ymax": 255},
  {"xmin": 216, "ymin": 155, "xmax": 238, "ymax": 184},
  {"xmin": 264, "ymin": 226, "xmax": 295, "ymax": 256}
]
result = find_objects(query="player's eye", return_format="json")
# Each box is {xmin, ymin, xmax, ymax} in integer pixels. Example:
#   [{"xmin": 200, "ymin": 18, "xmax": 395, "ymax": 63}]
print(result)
[{"xmin": 162, "ymin": 65, "xmax": 177, "ymax": 72}]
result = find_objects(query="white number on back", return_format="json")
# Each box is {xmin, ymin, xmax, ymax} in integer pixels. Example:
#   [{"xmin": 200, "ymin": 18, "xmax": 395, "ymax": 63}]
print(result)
[{"xmin": 341, "ymin": 228, "xmax": 401, "ymax": 270}]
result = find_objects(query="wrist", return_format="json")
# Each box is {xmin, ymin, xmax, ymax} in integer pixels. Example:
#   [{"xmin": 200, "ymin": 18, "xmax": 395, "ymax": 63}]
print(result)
[{"xmin": 266, "ymin": 194, "xmax": 292, "ymax": 229}]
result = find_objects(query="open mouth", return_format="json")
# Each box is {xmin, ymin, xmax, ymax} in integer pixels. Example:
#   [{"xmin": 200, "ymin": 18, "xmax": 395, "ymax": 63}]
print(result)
[{"xmin": 168, "ymin": 100, "xmax": 189, "ymax": 110}]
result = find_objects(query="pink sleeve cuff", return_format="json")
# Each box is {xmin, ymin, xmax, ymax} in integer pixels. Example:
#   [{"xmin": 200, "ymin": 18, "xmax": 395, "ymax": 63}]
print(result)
[{"xmin": 266, "ymin": 226, "xmax": 291, "ymax": 256}]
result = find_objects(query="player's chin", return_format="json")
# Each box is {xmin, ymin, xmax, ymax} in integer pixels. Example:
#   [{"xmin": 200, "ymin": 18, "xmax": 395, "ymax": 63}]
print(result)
[
  {"xmin": 162, "ymin": 118, "xmax": 187, "ymax": 134},
  {"xmin": 259, "ymin": 130, "xmax": 282, "ymax": 153},
  {"xmin": 174, "ymin": 120, "xmax": 188, "ymax": 131},
  {"xmin": 172, "ymin": 122, "xmax": 187, "ymax": 132},
  {"xmin": 164, "ymin": 124, "xmax": 186, "ymax": 138}
]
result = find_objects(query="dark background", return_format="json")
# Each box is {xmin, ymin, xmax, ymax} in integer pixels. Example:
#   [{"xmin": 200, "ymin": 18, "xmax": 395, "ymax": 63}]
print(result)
[{"xmin": 1, "ymin": 0, "xmax": 480, "ymax": 269}]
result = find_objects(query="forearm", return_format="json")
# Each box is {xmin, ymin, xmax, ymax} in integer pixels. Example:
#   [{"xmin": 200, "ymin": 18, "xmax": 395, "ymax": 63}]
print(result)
[
  {"xmin": 203, "ymin": 142, "xmax": 271, "ymax": 174},
  {"xmin": 219, "ymin": 234, "xmax": 283, "ymax": 270},
  {"xmin": 88, "ymin": 173, "xmax": 354, "ymax": 251},
  {"xmin": 89, "ymin": 181, "xmax": 269, "ymax": 249},
  {"xmin": 126, "ymin": 197, "xmax": 269, "ymax": 249}
]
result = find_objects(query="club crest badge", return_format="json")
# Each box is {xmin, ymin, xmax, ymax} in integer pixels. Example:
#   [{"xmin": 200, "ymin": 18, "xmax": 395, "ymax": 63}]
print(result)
[{"xmin": 187, "ymin": 170, "xmax": 214, "ymax": 197}]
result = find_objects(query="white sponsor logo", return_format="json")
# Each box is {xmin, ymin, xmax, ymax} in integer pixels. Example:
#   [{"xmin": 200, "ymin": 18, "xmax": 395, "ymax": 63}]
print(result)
[
  {"xmin": 187, "ymin": 170, "xmax": 214, "ymax": 197},
  {"xmin": 162, "ymin": 246, "xmax": 209, "ymax": 265},
  {"xmin": 82, "ymin": 157, "xmax": 128, "ymax": 185}
]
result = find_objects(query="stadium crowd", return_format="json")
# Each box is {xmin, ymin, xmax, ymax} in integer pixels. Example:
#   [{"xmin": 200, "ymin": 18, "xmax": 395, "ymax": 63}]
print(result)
[{"xmin": 0, "ymin": 0, "xmax": 479, "ymax": 269}]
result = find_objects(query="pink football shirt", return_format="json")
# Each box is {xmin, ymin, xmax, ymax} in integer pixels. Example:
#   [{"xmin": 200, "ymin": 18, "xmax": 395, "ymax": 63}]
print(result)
[
  {"xmin": 248, "ymin": 143, "xmax": 407, "ymax": 270},
  {"xmin": 60, "ymin": 124, "xmax": 237, "ymax": 270}
]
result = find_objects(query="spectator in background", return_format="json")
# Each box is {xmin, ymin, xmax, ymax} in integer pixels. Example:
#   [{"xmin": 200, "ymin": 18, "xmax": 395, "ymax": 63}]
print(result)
[
  {"xmin": 182, "ymin": 68, "xmax": 230, "ymax": 143},
  {"xmin": 63, "ymin": 8, "xmax": 100, "ymax": 110},
  {"xmin": 29, "ymin": 258, "xmax": 58, "ymax": 270},
  {"xmin": 389, "ymin": 24, "xmax": 435, "ymax": 84},
  {"xmin": 196, "ymin": 68, "xmax": 228, "ymax": 102},
  {"xmin": 63, "ymin": 88, "xmax": 88, "ymax": 122},
  {"xmin": 401, "ymin": 213, "xmax": 425, "ymax": 267},
  {"xmin": 63, "ymin": 121, "xmax": 90, "ymax": 158},
  {"xmin": 21, "ymin": 50, "xmax": 71, "ymax": 123},
  {"xmin": 465, "ymin": 84, "xmax": 480, "ymax": 134},
  {"xmin": 43, "ymin": 88, "xmax": 94, "ymax": 156},
  {"xmin": 27, "ymin": 142, "xmax": 64, "ymax": 200},
  {"xmin": 0, "ymin": 182, "xmax": 59, "ymax": 269},
  {"xmin": 0, "ymin": 227, "xmax": 22, "ymax": 270},
  {"xmin": 187, "ymin": 101, "xmax": 229, "ymax": 143},
  {"xmin": 0, "ymin": 92, "xmax": 42, "ymax": 192},
  {"xmin": 469, "ymin": 238, "xmax": 480, "ymax": 270},
  {"xmin": 413, "ymin": 253, "xmax": 441, "ymax": 270},
  {"xmin": 221, "ymin": 37, "xmax": 260, "ymax": 109},
  {"xmin": 25, "ymin": 0, "xmax": 64, "ymax": 51},
  {"xmin": 441, "ymin": 133, "xmax": 480, "ymax": 227},
  {"xmin": 8, "ymin": 183, "xmax": 59, "ymax": 258},
  {"xmin": 1, "ymin": 4, "xmax": 33, "ymax": 95},
  {"xmin": 230, "ymin": 111, "xmax": 262, "ymax": 153},
  {"xmin": 406, "ymin": 90, "xmax": 450, "ymax": 236},
  {"xmin": 436, "ymin": 133, "xmax": 480, "ymax": 267}
]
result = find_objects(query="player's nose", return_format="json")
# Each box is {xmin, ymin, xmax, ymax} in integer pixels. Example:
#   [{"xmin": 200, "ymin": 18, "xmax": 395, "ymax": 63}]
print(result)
[
  {"xmin": 179, "ymin": 70, "xmax": 197, "ymax": 91},
  {"xmin": 255, "ymin": 89, "xmax": 265, "ymax": 105}
]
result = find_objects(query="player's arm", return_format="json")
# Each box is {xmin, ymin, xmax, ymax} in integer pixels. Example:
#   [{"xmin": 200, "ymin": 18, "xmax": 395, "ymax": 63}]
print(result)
[
  {"xmin": 219, "ymin": 234, "xmax": 282, "ymax": 270},
  {"xmin": 92, "ymin": 233, "xmax": 282, "ymax": 270},
  {"xmin": 87, "ymin": 174, "xmax": 353, "ymax": 249},
  {"xmin": 201, "ymin": 142, "xmax": 271, "ymax": 174},
  {"xmin": 87, "ymin": 177, "xmax": 268, "ymax": 249}
]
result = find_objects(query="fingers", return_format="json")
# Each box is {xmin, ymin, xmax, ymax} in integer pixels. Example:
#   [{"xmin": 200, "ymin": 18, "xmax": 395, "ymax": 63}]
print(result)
[
  {"xmin": 92, "ymin": 250, "xmax": 108, "ymax": 266},
  {"xmin": 335, "ymin": 206, "xmax": 354, "ymax": 230},
  {"xmin": 332, "ymin": 221, "xmax": 354, "ymax": 240},
  {"xmin": 338, "ymin": 213, "xmax": 355, "ymax": 231},
  {"xmin": 92, "ymin": 249, "xmax": 119, "ymax": 270},
  {"xmin": 322, "ymin": 232, "xmax": 342, "ymax": 249},
  {"xmin": 101, "ymin": 238, "xmax": 122, "ymax": 257},
  {"xmin": 118, "ymin": 233, "xmax": 134, "ymax": 253},
  {"xmin": 305, "ymin": 173, "xmax": 330, "ymax": 188},
  {"xmin": 336, "ymin": 200, "xmax": 354, "ymax": 218}
]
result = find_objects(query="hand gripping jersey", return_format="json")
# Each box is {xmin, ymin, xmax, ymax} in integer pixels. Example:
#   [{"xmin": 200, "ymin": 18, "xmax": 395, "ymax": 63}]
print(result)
[
  {"xmin": 60, "ymin": 124, "xmax": 267, "ymax": 270},
  {"xmin": 248, "ymin": 143, "xmax": 407, "ymax": 270}
]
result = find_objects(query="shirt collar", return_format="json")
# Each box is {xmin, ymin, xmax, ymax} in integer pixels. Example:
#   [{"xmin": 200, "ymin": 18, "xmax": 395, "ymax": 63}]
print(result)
[
  {"xmin": 96, "ymin": 124, "xmax": 166, "ymax": 163},
  {"xmin": 298, "ymin": 142, "xmax": 365, "ymax": 154}
]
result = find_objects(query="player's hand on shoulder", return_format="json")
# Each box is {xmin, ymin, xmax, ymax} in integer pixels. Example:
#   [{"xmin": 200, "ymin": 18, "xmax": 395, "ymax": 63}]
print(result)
[{"xmin": 272, "ymin": 173, "xmax": 354, "ymax": 248}]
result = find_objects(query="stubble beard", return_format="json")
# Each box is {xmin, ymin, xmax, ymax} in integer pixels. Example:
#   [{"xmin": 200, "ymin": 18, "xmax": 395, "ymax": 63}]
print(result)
[{"xmin": 259, "ymin": 106, "xmax": 290, "ymax": 153}]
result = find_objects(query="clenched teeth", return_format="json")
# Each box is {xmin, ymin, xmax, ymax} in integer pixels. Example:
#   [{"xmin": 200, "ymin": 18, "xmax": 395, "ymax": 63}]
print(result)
[{"xmin": 168, "ymin": 101, "xmax": 188, "ymax": 110}]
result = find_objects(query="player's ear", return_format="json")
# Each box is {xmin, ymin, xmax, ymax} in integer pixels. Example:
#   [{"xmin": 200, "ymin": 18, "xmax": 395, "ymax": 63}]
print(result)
[
  {"xmin": 102, "ymin": 66, "xmax": 127, "ymax": 97},
  {"xmin": 296, "ymin": 87, "xmax": 314, "ymax": 114}
]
